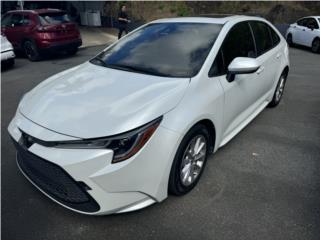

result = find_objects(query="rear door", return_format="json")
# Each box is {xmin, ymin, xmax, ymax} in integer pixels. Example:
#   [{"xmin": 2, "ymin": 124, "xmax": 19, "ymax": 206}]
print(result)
[
  {"xmin": 249, "ymin": 21, "xmax": 281, "ymax": 94},
  {"xmin": 1, "ymin": 13, "xmax": 29, "ymax": 48}
]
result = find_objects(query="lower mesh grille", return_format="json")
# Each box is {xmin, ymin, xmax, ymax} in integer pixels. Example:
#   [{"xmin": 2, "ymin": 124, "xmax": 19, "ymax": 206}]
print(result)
[{"xmin": 13, "ymin": 140, "xmax": 100, "ymax": 213}]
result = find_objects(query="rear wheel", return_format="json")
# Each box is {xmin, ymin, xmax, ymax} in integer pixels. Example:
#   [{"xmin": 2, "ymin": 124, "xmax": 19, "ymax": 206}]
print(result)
[
  {"xmin": 268, "ymin": 72, "xmax": 287, "ymax": 108},
  {"xmin": 311, "ymin": 38, "xmax": 320, "ymax": 53},
  {"xmin": 24, "ymin": 40, "xmax": 41, "ymax": 61},
  {"xmin": 66, "ymin": 47, "xmax": 78, "ymax": 55},
  {"xmin": 286, "ymin": 34, "xmax": 293, "ymax": 47},
  {"xmin": 169, "ymin": 124, "xmax": 210, "ymax": 195}
]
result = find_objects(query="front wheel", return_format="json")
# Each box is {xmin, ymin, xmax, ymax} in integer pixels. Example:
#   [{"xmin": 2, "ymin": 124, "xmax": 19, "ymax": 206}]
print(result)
[
  {"xmin": 286, "ymin": 34, "xmax": 293, "ymax": 47},
  {"xmin": 268, "ymin": 73, "xmax": 287, "ymax": 108},
  {"xmin": 311, "ymin": 38, "xmax": 320, "ymax": 53},
  {"xmin": 169, "ymin": 124, "xmax": 210, "ymax": 195}
]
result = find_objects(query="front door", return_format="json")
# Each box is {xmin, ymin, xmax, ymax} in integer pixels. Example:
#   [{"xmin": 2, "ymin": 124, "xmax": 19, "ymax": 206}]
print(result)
[
  {"xmin": 2, "ymin": 13, "xmax": 26, "ymax": 49},
  {"xmin": 210, "ymin": 21, "xmax": 265, "ymax": 141}
]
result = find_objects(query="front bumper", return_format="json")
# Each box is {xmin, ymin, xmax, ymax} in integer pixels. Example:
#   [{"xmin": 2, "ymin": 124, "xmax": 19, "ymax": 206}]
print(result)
[
  {"xmin": 1, "ymin": 49, "xmax": 15, "ymax": 61},
  {"xmin": 8, "ymin": 111, "xmax": 181, "ymax": 215}
]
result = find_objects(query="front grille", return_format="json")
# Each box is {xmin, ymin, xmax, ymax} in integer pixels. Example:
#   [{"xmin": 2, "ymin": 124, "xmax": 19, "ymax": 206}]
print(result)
[{"xmin": 13, "ymin": 140, "xmax": 100, "ymax": 213}]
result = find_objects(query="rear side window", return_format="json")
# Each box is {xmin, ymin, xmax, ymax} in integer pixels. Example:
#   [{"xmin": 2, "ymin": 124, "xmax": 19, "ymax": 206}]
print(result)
[
  {"xmin": 209, "ymin": 22, "xmax": 256, "ymax": 76},
  {"xmin": 10, "ymin": 14, "xmax": 24, "ymax": 27},
  {"xmin": 22, "ymin": 15, "xmax": 32, "ymax": 26},
  {"xmin": 39, "ymin": 12, "xmax": 71, "ymax": 25},
  {"xmin": 250, "ymin": 21, "xmax": 273, "ymax": 56}
]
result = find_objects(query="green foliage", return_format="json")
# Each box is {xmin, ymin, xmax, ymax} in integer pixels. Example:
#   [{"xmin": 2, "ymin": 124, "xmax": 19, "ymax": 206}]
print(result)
[{"xmin": 176, "ymin": 4, "xmax": 190, "ymax": 17}]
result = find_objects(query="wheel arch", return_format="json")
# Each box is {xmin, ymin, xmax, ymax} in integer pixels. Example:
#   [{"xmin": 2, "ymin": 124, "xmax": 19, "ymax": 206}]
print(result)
[
  {"xmin": 188, "ymin": 119, "xmax": 216, "ymax": 154},
  {"xmin": 283, "ymin": 65, "xmax": 290, "ymax": 78}
]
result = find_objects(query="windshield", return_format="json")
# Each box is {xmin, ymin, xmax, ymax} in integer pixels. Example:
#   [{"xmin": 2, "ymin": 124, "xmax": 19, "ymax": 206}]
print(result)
[
  {"xmin": 39, "ymin": 12, "xmax": 71, "ymax": 25},
  {"xmin": 90, "ymin": 22, "xmax": 222, "ymax": 78}
]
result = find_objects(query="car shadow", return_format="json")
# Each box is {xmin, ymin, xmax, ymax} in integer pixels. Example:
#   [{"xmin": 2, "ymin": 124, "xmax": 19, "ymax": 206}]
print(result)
[
  {"xmin": 14, "ymin": 49, "xmax": 82, "ymax": 62},
  {"xmin": 289, "ymin": 44, "xmax": 318, "ymax": 54}
]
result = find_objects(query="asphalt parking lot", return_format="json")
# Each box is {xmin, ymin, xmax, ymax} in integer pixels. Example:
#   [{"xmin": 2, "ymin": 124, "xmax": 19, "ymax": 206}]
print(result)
[{"xmin": 2, "ymin": 46, "xmax": 320, "ymax": 240}]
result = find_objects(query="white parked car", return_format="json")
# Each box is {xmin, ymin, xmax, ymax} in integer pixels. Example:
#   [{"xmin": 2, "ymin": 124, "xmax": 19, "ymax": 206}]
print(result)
[
  {"xmin": 8, "ymin": 16, "xmax": 289, "ymax": 215},
  {"xmin": 286, "ymin": 16, "xmax": 320, "ymax": 53},
  {"xmin": 1, "ymin": 34, "xmax": 15, "ymax": 67}
]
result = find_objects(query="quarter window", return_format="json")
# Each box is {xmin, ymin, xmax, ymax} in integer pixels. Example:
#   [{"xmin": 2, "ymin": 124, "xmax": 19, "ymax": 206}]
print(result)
[
  {"xmin": 250, "ymin": 21, "xmax": 273, "ymax": 56},
  {"xmin": 209, "ymin": 22, "xmax": 255, "ymax": 76},
  {"xmin": 269, "ymin": 26, "xmax": 280, "ymax": 46}
]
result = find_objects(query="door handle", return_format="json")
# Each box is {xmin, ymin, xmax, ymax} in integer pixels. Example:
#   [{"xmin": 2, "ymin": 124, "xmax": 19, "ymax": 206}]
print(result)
[
  {"xmin": 257, "ymin": 66, "xmax": 265, "ymax": 74},
  {"xmin": 276, "ymin": 53, "xmax": 282, "ymax": 59}
]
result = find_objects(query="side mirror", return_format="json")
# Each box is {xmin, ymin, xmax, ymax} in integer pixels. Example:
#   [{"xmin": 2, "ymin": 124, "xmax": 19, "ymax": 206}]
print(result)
[{"xmin": 226, "ymin": 57, "xmax": 260, "ymax": 82}]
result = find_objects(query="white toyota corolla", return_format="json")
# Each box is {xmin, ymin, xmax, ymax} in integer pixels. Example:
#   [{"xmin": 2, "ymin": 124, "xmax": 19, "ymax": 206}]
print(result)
[
  {"xmin": 8, "ymin": 16, "xmax": 289, "ymax": 215},
  {"xmin": 286, "ymin": 16, "xmax": 320, "ymax": 53}
]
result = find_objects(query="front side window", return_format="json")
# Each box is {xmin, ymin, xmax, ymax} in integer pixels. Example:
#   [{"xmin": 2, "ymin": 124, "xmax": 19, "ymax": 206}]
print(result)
[
  {"xmin": 307, "ymin": 18, "xmax": 319, "ymax": 29},
  {"xmin": 209, "ymin": 21, "xmax": 255, "ymax": 76},
  {"xmin": 1, "ymin": 14, "xmax": 12, "ymax": 27},
  {"xmin": 250, "ymin": 21, "xmax": 273, "ymax": 56},
  {"xmin": 91, "ymin": 22, "xmax": 222, "ymax": 78}
]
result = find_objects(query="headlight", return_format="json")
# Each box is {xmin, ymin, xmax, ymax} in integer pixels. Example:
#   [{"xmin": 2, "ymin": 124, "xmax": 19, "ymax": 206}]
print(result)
[{"xmin": 54, "ymin": 116, "xmax": 163, "ymax": 163}]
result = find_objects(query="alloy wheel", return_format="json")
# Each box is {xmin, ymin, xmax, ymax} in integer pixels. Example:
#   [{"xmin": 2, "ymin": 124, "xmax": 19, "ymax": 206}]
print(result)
[
  {"xmin": 275, "ymin": 75, "xmax": 285, "ymax": 102},
  {"xmin": 180, "ymin": 135, "xmax": 207, "ymax": 186}
]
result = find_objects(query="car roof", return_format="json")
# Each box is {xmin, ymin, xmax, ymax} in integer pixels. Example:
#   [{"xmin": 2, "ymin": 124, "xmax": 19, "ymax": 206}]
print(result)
[
  {"xmin": 298, "ymin": 16, "xmax": 320, "ymax": 20},
  {"xmin": 151, "ymin": 15, "xmax": 267, "ymax": 25},
  {"xmin": 7, "ymin": 8, "xmax": 65, "ymax": 15}
]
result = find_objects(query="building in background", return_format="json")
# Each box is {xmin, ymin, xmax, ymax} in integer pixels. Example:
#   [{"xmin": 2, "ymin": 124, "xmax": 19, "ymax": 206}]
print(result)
[{"xmin": 1, "ymin": 1, "xmax": 119, "ymax": 27}]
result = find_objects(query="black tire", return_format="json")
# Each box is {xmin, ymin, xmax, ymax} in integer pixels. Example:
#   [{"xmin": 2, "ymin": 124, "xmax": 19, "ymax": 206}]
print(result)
[
  {"xmin": 268, "ymin": 72, "xmax": 287, "ymax": 108},
  {"xmin": 311, "ymin": 38, "xmax": 320, "ymax": 53},
  {"xmin": 66, "ymin": 47, "xmax": 78, "ymax": 55},
  {"xmin": 1, "ymin": 58, "xmax": 15, "ymax": 70},
  {"xmin": 169, "ymin": 124, "xmax": 211, "ymax": 196},
  {"xmin": 4, "ymin": 58, "xmax": 15, "ymax": 68},
  {"xmin": 23, "ymin": 40, "xmax": 41, "ymax": 61},
  {"xmin": 286, "ymin": 34, "xmax": 293, "ymax": 47},
  {"xmin": 8, "ymin": 58, "xmax": 15, "ymax": 67}
]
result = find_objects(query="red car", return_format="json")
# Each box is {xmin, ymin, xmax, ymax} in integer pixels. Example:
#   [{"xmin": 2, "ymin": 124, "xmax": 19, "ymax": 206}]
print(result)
[{"xmin": 1, "ymin": 9, "xmax": 82, "ymax": 61}]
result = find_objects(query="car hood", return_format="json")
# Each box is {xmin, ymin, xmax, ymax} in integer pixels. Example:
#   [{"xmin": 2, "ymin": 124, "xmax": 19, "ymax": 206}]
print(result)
[{"xmin": 19, "ymin": 62, "xmax": 190, "ymax": 138}]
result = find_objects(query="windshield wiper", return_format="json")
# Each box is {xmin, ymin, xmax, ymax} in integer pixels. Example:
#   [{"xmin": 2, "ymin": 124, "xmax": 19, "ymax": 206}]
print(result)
[
  {"xmin": 104, "ymin": 64, "xmax": 171, "ymax": 77},
  {"xmin": 89, "ymin": 57, "xmax": 108, "ymax": 67}
]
